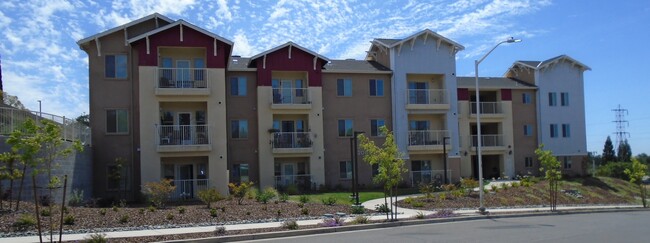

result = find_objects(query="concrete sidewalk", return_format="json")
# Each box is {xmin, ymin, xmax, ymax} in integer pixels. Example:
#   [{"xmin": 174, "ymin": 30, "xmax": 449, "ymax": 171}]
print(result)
[{"xmin": 3, "ymin": 197, "xmax": 644, "ymax": 243}]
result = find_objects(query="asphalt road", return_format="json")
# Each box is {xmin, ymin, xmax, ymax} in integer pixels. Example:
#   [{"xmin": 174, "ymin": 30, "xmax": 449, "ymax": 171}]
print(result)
[{"xmin": 241, "ymin": 211, "xmax": 650, "ymax": 243}]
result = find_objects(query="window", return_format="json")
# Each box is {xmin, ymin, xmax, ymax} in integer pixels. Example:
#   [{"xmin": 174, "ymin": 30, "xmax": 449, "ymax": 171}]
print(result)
[
  {"xmin": 231, "ymin": 120, "xmax": 248, "ymax": 139},
  {"xmin": 563, "ymin": 157, "xmax": 572, "ymax": 169},
  {"xmin": 230, "ymin": 77, "xmax": 247, "ymax": 96},
  {"xmin": 107, "ymin": 164, "xmax": 130, "ymax": 190},
  {"xmin": 562, "ymin": 124, "xmax": 571, "ymax": 137},
  {"xmin": 369, "ymin": 79, "xmax": 384, "ymax": 96},
  {"xmin": 232, "ymin": 164, "xmax": 249, "ymax": 183},
  {"xmin": 371, "ymin": 164, "xmax": 379, "ymax": 177},
  {"xmin": 524, "ymin": 124, "xmax": 533, "ymax": 136},
  {"xmin": 337, "ymin": 79, "xmax": 352, "ymax": 96},
  {"xmin": 525, "ymin": 157, "xmax": 534, "ymax": 168},
  {"xmin": 106, "ymin": 109, "xmax": 128, "ymax": 134},
  {"xmin": 371, "ymin": 119, "xmax": 385, "ymax": 137},
  {"xmin": 548, "ymin": 92, "xmax": 557, "ymax": 106},
  {"xmin": 561, "ymin": 92, "xmax": 569, "ymax": 106},
  {"xmin": 522, "ymin": 93, "xmax": 531, "ymax": 104},
  {"xmin": 339, "ymin": 161, "xmax": 352, "ymax": 179},
  {"xmin": 194, "ymin": 58, "xmax": 205, "ymax": 81},
  {"xmin": 338, "ymin": 119, "xmax": 353, "ymax": 137},
  {"xmin": 550, "ymin": 124, "xmax": 558, "ymax": 138},
  {"xmin": 105, "ymin": 54, "xmax": 127, "ymax": 79}
]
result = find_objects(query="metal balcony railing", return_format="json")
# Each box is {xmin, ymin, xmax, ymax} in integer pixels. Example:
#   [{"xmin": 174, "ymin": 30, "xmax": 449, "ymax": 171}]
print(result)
[
  {"xmin": 410, "ymin": 170, "xmax": 452, "ymax": 186},
  {"xmin": 274, "ymin": 174, "xmax": 311, "ymax": 188},
  {"xmin": 272, "ymin": 88, "xmax": 310, "ymax": 105},
  {"xmin": 408, "ymin": 130, "xmax": 449, "ymax": 146},
  {"xmin": 470, "ymin": 134, "xmax": 504, "ymax": 147},
  {"xmin": 407, "ymin": 89, "xmax": 448, "ymax": 105},
  {"xmin": 469, "ymin": 102, "xmax": 502, "ymax": 114},
  {"xmin": 272, "ymin": 132, "xmax": 313, "ymax": 149},
  {"xmin": 0, "ymin": 107, "xmax": 91, "ymax": 145},
  {"xmin": 169, "ymin": 179, "xmax": 209, "ymax": 200},
  {"xmin": 156, "ymin": 125, "xmax": 210, "ymax": 146},
  {"xmin": 157, "ymin": 68, "xmax": 208, "ymax": 89}
]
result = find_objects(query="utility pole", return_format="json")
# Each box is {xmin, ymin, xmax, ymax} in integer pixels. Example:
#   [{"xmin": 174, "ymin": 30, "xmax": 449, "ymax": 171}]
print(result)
[{"xmin": 612, "ymin": 104, "xmax": 629, "ymax": 148}]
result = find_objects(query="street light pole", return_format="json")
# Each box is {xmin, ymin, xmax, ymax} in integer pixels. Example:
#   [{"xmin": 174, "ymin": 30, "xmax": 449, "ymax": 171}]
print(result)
[
  {"xmin": 475, "ymin": 37, "xmax": 521, "ymax": 214},
  {"xmin": 353, "ymin": 131, "xmax": 365, "ymax": 206},
  {"xmin": 443, "ymin": 136, "xmax": 450, "ymax": 184}
]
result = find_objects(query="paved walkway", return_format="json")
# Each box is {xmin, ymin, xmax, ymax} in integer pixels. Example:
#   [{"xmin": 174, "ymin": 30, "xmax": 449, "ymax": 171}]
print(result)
[{"xmin": 3, "ymin": 197, "xmax": 643, "ymax": 243}]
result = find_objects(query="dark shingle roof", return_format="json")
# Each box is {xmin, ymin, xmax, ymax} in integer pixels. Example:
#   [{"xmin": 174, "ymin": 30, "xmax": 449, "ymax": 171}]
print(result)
[
  {"xmin": 374, "ymin": 38, "xmax": 400, "ymax": 46},
  {"xmin": 457, "ymin": 77, "xmax": 536, "ymax": 89},
  {"xmin": 228, "ymin": 57, "xmax": 252, "ymax": 70},
  {"xmin": 324, "ymin": 60, "xmax": 391, "ymax": 72}
]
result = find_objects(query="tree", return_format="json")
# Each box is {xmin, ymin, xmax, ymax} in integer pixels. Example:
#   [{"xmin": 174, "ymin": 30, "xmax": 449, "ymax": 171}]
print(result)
[
  {"xmin": 75, "ymin": 114, "xmax": 90, "ymax": 127},
  {"xmin": 617, "ymin": 139, "xmax": 632, "ymax": 162},
  {"xmin": 0, "ymin": 151, "xmax": 22, "ymax": 210},
  {"xmin": 624, "ymin": 159, "xmax": 648, "ymax": 208},
  {"xmin": 602, "ymin": 136, "xmax": 616, "ymax": 164},
  {"xmin": 109, "ymin": 157, "xmax": 127, "ymax": 202},
  {"xmin": 535, "ymin": 145, "xmax": 562, "ymax": 211},
  {"xmin": 358, "ymin": 126, "xmax": 407, "ymax": 221},
  {"xmin": 1, "ymin": 91, "xmax": 26, "ymax": 109}
]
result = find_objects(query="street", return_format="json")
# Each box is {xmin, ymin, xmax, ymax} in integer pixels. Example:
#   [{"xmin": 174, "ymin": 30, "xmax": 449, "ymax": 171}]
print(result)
[{"xmin": 241, "ymin": 211, "xmax": 650, "ymax": 243}]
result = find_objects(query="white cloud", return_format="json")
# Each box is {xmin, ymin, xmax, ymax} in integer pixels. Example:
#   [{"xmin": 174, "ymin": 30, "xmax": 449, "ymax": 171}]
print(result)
[
  {"xmin": 0, "ymin": 11, "xmax": 12, "ymax": 28},
  {"xmin": 232, "ymin": 31, "xmax": 256, "ymax": 56},
  {"xmin": 216, "ymin": 0, "xmax": 233, "ymax": 21}
]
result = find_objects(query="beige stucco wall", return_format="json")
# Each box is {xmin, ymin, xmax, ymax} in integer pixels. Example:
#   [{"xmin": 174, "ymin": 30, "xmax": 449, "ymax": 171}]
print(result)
[{"xmin": 139, "ymin": 67, "xmax": 229, "ymax": 194}]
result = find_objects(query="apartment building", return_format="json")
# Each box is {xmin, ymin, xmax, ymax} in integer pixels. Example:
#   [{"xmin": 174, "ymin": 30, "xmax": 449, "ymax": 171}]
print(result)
[{"xmin": 78, "ymin": 13, "xmax": 589, "ymax": 199}]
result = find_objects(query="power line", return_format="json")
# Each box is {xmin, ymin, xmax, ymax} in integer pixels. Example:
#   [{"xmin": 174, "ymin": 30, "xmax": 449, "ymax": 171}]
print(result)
[{"xmin": 612, "ymin": 104, "xmax": 630, "ymax": 147}]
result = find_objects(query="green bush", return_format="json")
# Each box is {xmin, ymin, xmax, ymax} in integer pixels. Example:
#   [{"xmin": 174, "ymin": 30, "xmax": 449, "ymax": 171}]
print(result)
[
  {"xmin": 84, "ymin": 233, "xmax": 107, "ymax": 243},
  {"xmin": 256, "ymin": 187, "xmax": 278, "ymax": 204},
  {"xmin": 210, "ymin": 208, "xmax": 218, "ymax": 217},
  {"xmin": 412, "ymin": 201, "xmax": 425, "ymax": 207},
  {"xmin": 177, "ymin": 206, "xmax": 186, "ymax": 214},
  {"xmin": 298, "ymin": 195, "xmax": 310, "ymax": 203},
  {"xmin": 64, "ymin": 214, "xmax": 75, "ymax": 225},
  {"xmin": 279, "ymin": 193, "xmax": 289, "ymax": 202},
  {"xmin": 301, "ymin": 208, "xmax": 309, "ymax": 215},
  {"xmin": 597, "ymin": 162, "xmax": 633, "ymax": 180},
  {"xmin": 68, "ymin": 189, "xmax": 84, "ymax": 206},
  {"xmin": 415, "ymin": 211, "xmax": 425, "ymax": 219},
  {"xmin": 13, "ymin": 214, "xmax": 36, "ymax": 231},
  {"xmin": 460, "ymin": 178, "xmax": 479, "ymax": 195},
  {"xmin": 419, "ymin": 183, "xmax": 435, "ymax": 199},
  {"xmin": 229, "ymin": 182, "xmax": 255, "ymax": 205},
  {"xmin": 451, "ymin": 190, "xmax": 464, "ymax": 198},
  {"xmin": 490, "ymin": 184, "xmax": 499, "ymax": 192},
  {"xmin": 375, "ymin": 203, "xmax": 391, "ymax": 213},
  {"xmin": 350, "ymin": 205, "xmax": 365, "ymax": 214},
  {"xmin": 281, "ymin": 220, "xmax": 299, "ymax": 230},
  {"xmin": 99, "ymin": 208, "xmax": 107, "ymax": 216},
  {"xmin": 142, "ymin": 179, "xmax": 176, "ymax": 208},
  {"xmin": 403, "ymin": 197, "xmax": 414, "ymax": 204},
  {"xmin": 439, "ymin": 193, "xmax": 447, "ymax": 201},
  {"xmin": 441, "ymin": 184, "xmax": 457, "ymax": 191},
  {"xmin": 285, "ymin": 184, "xmax": 300, "ymax": 195},
  {"xmin": 198, "ymin": 188, "xmax": 224, "ymax": 208},
  {"xmin": 119, "ymin": 215, "xmax": 129, "ymax": 223},
  {"xmin": 351, "ymin": 215, "xmax": 369, "ymax": 224},
  {"xmin": 321, "ymin": 196, "xmax": 337, "ymax": 206},
  {"xmin": 214, "ymin": 226, "xmax": 226, "ymax": 235},
  {"xmin": 139, "ymin": 208, "xmax": 145, "ymax": 214},
  {"xmin": 41, "ymin": 209, "xmax": 51, "ymax": 217},
  {"xmin": 166, "ymin": 213, "xmax": 174, "ymax": 220}
]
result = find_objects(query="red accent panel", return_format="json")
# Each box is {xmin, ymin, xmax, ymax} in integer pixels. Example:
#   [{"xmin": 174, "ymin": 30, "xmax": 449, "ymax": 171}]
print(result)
[
  {"xmin": 254, "ymin": 46, "xmax": 324, "ymax": 87},
  {"xmin": 131, "ymin": 25, "xmax": 232, "ymax": 68},
  {"xmin": 501, "ymin": 89, "xmax": 512, "ymax": 101},
  {"xmin": 457, "ymin": 88, "xmax": 469, "ymax": 101}
]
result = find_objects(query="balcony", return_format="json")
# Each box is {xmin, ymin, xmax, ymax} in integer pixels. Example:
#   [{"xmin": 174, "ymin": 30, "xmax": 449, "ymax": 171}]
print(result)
[
  {"xmin": 410, "ymin": 170, "xmax": 452, "ymax": 186},
  {"xmin": 406, "ymin": 89, "xmax": 449, "ymax": 111},
  {"xmin": 169, "ymin": 179, "xmax": 209, "ymax": 200},
  {"xmin": 272, "ymin": 132, "xmax": 313, "ymax": 155},
  {"xmin": 407, "ymin": 130, "xmax": 450, "ymax": 154},
  {"xmin": 271, "ymin": 88, "xmax": 311, "ymax": 110},
  {"xmin": 274, "ymin": 174, "xmax": 312, "ymax": 189},
  {"xmin": 155, "ymin": 68, "xmax": 210, "ymax": 96},
  {"xmin": 469, "ymin": 134, "xmax": 505, "ymax": 152},
  {"xmin": 469, "ymin": 102, "xmax": 504, "ymax": 118},
  {"xmin": 156, "ymin": 125, "xmax": 211, "ymax": 152}
]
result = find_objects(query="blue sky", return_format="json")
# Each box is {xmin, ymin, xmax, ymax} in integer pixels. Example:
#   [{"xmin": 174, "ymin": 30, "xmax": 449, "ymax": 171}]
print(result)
[{"xmin": 1, "ymin": 0, "xmax": 649, "ymax": 155}]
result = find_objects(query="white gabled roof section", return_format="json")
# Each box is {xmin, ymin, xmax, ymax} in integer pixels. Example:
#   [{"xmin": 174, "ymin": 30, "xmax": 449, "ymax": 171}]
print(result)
[
  {"xmin": 249, "ymin": 41, "xmax": 330, "ymax": 63},
  {"xmin": 76, "ymin": 13, "xmax": 173, "ymax": 46},
  {"xmin": 538, "ymin": 55, "xmax": 591, "ymax": 71},
  {"xmin": 127, "ymin": 19, "xmax": 233, "ymax": 46},
  {"xmin": 389, "ymin": 29, "xmax": 465, "ymax": 51}
]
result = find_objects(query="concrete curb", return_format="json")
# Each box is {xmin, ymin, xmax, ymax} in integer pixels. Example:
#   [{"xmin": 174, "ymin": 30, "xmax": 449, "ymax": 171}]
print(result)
[{"xmin": 161, "ymin": 207, "xmax": 648, "ymax": 243}]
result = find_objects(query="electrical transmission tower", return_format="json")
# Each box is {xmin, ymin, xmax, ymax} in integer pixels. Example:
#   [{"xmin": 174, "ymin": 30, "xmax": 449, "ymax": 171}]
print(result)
[{"xmin": 612, "ymin": 104, "xmax": 629, "ymax": 147}]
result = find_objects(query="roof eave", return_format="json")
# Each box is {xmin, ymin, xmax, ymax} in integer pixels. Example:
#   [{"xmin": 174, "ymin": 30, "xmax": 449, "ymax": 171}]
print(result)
[
  {"xmin": 77, "ymin": 13, "xmax": 173, "ymax": 46},
  {"xmin": 127, "ymin": 20, "xmax": 233, "ymax": 46},
  {"xmin": 249, "ymin": 42, "xmax": 330, "ymax": 63}
]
